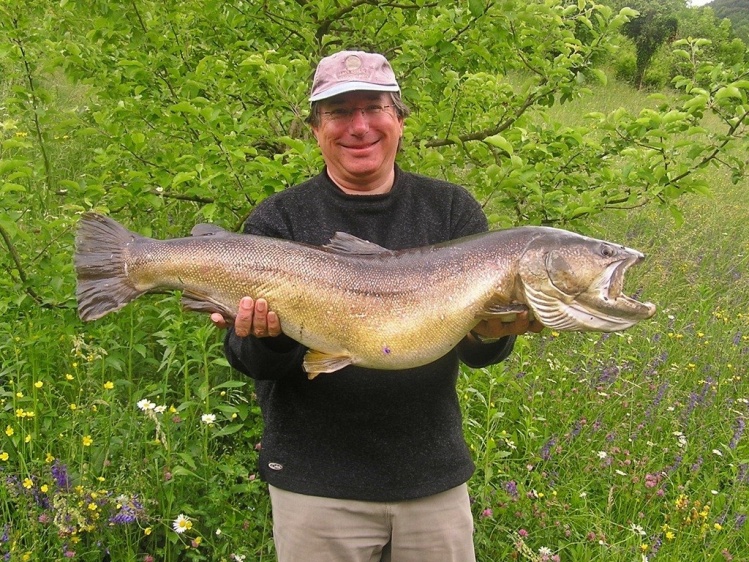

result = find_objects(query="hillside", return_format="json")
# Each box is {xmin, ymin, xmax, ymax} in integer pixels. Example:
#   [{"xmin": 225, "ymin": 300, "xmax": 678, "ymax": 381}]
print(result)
[{"xmin": 705, "ymin": 0, "xmax": 749, "ymax": 42}]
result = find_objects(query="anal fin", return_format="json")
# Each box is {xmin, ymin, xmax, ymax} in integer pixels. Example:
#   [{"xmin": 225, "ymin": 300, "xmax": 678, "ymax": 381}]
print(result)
[{"xmin": 303, "ymin": 349, "xmax": 354, "ymax": 379}]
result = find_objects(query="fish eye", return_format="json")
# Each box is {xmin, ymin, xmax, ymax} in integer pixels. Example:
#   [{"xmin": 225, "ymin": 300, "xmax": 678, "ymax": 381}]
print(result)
[{"xmin": 600, "ymin": 244, "xmax": 616, "ymax": 258}]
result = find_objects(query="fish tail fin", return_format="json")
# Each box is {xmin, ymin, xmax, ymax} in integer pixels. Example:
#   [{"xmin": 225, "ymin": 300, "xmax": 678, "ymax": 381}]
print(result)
[{"xmin": 75, "ymin": 213, "xmax": 146, "ymax": 321}]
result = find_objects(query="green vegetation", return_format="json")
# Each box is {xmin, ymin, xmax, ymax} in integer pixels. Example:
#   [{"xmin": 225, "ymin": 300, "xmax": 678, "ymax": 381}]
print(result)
[
  {"xmin": 710, "ymin": 0, "xmax": 749, "ymax": 44},
  {"xmin": 1, "ymin": 0, "xmax": 749, "ymax": 560}
]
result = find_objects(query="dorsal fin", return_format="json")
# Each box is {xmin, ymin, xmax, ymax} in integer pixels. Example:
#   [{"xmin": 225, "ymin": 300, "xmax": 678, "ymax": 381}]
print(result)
[
  {"xmin": 191, "ymin": 223, "xmax": 232, "ymax": 237},
  {"xmin": 323, "ymin": 232, "xmax": 394, "ymax": 255}
]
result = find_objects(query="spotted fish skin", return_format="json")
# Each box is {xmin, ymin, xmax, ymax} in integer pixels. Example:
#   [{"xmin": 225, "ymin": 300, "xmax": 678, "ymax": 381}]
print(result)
[{"xmin": 75, "ymin": 213, "xmax": 655, "ymax": 377}]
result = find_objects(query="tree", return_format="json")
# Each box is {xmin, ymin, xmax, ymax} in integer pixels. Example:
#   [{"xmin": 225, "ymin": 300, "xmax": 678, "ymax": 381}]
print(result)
[{"xmin": 1, "ymin": 0, "xmax": 748, "ymax": 309}]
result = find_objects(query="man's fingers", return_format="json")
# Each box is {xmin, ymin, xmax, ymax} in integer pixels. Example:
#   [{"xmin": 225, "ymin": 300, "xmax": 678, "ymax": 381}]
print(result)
[
  {"xmin": 234, "ymin": 296, "xmax": 255, "ymax": 338},
  {"xmin": 211, "ymin": 312, "xmax": 228, "ymax": 330},
  {"xmin": 253, "ymin": 298, "xmax": 268, "ymax": 336},
  {"xmin": 267, "ymin": 311, "xmax": 282, "ymax": 337}
]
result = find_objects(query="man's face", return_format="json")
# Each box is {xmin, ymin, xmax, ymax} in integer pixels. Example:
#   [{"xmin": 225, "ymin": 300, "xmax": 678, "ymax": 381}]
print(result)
[{"xmin": 312, "ymin": 91, "xmax": 404, "ymax": 193}]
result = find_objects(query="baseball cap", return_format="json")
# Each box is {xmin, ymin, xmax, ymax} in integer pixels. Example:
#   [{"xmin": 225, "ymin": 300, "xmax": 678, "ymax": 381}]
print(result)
[{"xmin": 309, "ymin": 51, "xmax": 400, "ymax": 102}]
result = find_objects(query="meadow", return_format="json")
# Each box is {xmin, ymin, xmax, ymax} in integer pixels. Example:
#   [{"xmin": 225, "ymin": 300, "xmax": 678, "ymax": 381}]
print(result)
[{"xmin": 2, "ymin": 65, "xmax": 749, "ymax": 562}]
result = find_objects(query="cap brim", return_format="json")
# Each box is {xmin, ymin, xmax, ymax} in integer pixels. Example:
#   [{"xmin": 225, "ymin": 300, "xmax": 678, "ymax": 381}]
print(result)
[{"xmin": 310, "ymin": 82, "xmax": 400, "ymax": 102}]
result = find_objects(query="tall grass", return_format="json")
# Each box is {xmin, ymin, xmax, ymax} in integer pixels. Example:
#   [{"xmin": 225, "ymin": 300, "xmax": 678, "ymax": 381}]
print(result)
[
  {"xmin": 2, "ymin": 77, "xmax": 748, "ymax": 561},
  {"xmin": 464, "ymin": 168, "xmax": 749, "ymax": 561}
]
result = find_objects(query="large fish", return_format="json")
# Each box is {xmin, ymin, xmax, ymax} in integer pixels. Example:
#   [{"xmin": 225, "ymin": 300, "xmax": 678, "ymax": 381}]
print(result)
[{"xmin": 75, "ymin": 213, "xmax": 655, "ymax": 377}]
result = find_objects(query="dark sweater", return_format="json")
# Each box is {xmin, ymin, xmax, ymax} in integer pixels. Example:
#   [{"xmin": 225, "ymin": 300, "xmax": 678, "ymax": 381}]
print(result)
[{"xmin": 224, "ymin": 167, "xmax": 515, "ymax": 501}]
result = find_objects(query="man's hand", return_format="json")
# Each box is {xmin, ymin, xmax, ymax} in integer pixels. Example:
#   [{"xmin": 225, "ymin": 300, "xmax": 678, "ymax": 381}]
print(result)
[
  {"xmin": 469, "ymin": 310, "xmax": 544, "ymax": 342},
  {"xmin": 210, "ymin": 296, "xmax": 282, "ymax": 338}
]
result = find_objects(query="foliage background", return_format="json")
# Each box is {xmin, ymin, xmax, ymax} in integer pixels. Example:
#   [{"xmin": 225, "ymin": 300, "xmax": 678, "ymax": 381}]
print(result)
[{"xmin": 1, "ymin": 0, "xmax": 749, "ymax": 560}]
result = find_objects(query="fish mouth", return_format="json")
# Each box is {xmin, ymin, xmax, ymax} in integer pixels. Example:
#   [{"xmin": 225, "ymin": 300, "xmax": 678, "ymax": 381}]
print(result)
[{"xmin": 528, "ymin": 253, "xmax": 656, "ymax": 332}]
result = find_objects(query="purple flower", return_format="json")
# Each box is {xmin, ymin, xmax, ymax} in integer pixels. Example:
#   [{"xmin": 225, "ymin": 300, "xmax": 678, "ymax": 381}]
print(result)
[
  {"xmin": 540, "ymin": 437, "xmax": 557, "ymax": 461},
  {"xmin": 504, "ymin": 480, "xmax": 519, "ymax": 500},
  {"xmin": 109, "ymin": 496, "xmax": 144, "ymax": 525},
  {"xmin": 51, "ymin": 461, "xmax": 70, "ymax": 490},
  {"xmin": 730, "ymin": 418, "xmax": 746, "ymax": 450}
]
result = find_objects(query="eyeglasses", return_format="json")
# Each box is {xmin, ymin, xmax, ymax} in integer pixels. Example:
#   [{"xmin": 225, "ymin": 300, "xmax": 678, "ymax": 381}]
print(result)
[{"xmin": 320, "ymin": 104, "xmax": 395, "ymax": 122}]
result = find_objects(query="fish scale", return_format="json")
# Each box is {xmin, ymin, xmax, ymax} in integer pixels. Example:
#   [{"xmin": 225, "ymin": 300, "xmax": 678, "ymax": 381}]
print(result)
[{"xmin": 75, "ymin": 213, "xmax": 656, "ymax": 378}]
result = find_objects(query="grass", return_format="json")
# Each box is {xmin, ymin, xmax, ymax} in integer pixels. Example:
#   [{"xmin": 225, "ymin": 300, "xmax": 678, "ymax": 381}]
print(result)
[
  {"xmin": 2, "ymin": 72, "xmax": 749, "ymax": 560},
  {"xmin": 463, "ymin": 169, "xmax": 749, "ymax": 561}
]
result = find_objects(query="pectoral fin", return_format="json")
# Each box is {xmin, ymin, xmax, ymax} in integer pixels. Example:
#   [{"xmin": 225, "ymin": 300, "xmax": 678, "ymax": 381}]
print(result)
[
  {"xmin": 303, "ymin": 349, "xmax": 354, "ymax": 379},
  {"xmin": 181, "ymin": 290, "xmax": 236, "ymax": 320},
  {"xmin": 477, "ymin": 302, "xmax": 533, "ymax": 323}
]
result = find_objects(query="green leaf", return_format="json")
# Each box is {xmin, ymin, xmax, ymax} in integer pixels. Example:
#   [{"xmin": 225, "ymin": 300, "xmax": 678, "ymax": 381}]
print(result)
[
  {"xmin": 172, "ymin": 171, "xmax": 196, "ymax": 187},
  {"xmin": 468, "ymin": 0, "xmax": 484, "ymax": 18},
  {"xmin": 484, "ymin": 134, "xmax": 513, "ymax": 155}
]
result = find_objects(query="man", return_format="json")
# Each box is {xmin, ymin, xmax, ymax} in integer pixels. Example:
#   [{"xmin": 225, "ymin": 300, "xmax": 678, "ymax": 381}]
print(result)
[{"xmin": 212, "ymin": 51, "xmax": 542, "ymax": 562}]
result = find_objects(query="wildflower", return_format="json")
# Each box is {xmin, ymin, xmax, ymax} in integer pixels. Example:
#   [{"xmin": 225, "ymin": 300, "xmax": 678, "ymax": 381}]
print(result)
[
  {"xmin": 539, "ymin": 546, "xmax": 552, "ymax": 556},
  {"xmin": 144, "ymin": 527, "xmax": 152, "ymax": 535},
  {"xmin": 216, "ymin": 528, "xmax": 222, "ymax": 536},
  {"xmin": 518, "ymin": 529, "xmax": 529, "ymax": 537},
  {"xmin": 70, "ymin": 403, "xmax": 77, "ymax": 410},
  {"xmin": 144, "ymin": 556, "xmax": 155, "ymax": 562},
  {"xmin": 82, "ymin": 435, "xmax": 93, "ymax": 447},
  {"xmin": 713, "ymin": 449, "xmax": 723, "ymax": 457},
  {"xmin": 41, "ymin": 485, "xmax": 48, "ymax": 493},
  {"xmin": 191, "ymin": 537, "xmax": 202, "ymax": 548},
  {"xmin": 66, "ymin": 374, "xmax": 74, "ymax": 381},
  {"xmin": 5, "ymin": 426, "xmax": 13, "ymax": 437},
  {"xmin": 23, "ymin": 478, "xmax": 33, "ymax": 489},
  {"xmin": 52, "ymin": 461, "xmax": 71, "ymax": 489},
  {"xmin": 666, "ymin": 531, "xmax": 675, "ymax": 540},
  {"xmin": 45, "ymin": 452, "xmax": 55, "ymax": 463},
  {"xmin": 631, "ymin": 524, "xmax": 646, "ymax": 536},
  {"xmin": 155, "ymin": 405, "xmax": 167, "ymax": 414},
  {"xmin": 0, "ymin": 452, "xmax": 8, "ymax": 461},
  {"xmin": 137, "ymin": 399, "xmax": 156, "ymax": 411},
  {"xmin": 481, "ymin": 508, "xmax": 493, "ymax": 518},
  {"xmin": 173, "ymin": 514, "xmax": 192, "ymax": 533},
  {"xmin": 103, "ymin": 381, "xmax": 114, "ymax": 390},
  {"xmin": 201, "ymin": 413, "xmax": 216, "ymax": 425},
  {"xmin": 597, "ymin": 451, "xmax": 607, "ymax": 459}
]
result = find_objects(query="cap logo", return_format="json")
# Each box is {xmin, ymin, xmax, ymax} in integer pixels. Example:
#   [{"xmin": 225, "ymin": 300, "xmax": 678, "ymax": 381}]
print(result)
[{"xmin": 344, "ymin": 55, "xmax": 362, "ymax": 71}]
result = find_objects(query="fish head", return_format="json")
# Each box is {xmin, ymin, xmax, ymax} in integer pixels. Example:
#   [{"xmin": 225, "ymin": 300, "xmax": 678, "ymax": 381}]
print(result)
[{"xmin": 518, "ymin": 229, "xmax": 656, "ymax": 332}]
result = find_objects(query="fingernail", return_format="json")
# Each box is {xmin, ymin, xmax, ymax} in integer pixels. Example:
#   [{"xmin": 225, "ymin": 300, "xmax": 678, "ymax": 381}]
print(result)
[
  {"xmin": 241, "ymin": 297, "xmax": 252, "ymax": 309},
  {"xmin": 256, "ymin": 301, "xmax": 265, "ymax": 312}
]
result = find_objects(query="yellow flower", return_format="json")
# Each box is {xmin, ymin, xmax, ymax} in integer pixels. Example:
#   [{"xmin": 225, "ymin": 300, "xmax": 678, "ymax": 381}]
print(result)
[
  {"xmin": 714, "ymin": 523, "xmax": 722, "ymax": 531},
  {"xmin": 145, "ymin": 527, "xmax": 152, "ymax": 536},
  {"xmin": 70, "ymin": 403, "xmax": 77, "ymax": 410},
  {"xmin": 5, "ymin": 426, "xmax": 13, "ymax": 437},
  {"xmin": 665, "ymin": 531, "xmax": 675, "ymax": 540},
  {"xmin": 640, "ymin": 544, "xmax": 649, "ymax": 552},
  {"xmin": 45, "ymin": 452, "xmax": 55, "ymax": 463},
  {"xmin": 82, "ymin": 435, "xmax": 93, "ymax": 447},
  {"xmin": 66, "ymin": 374, "xmax": 74, "ymax": 381},
  {"xmin": 15, "ymin": 409, "xmax": 25, "ymax": 418},
  {"xmin": 103, "ymin": 381, "xmax": 114, "ymax": 390},
  {"xmin": 24, "ymin": 434, "xmax": 31, "ymax": 443},
  {"xmin": 41, "ymin": 484, "xmax": 49, "ymax": 493},
  {"xmin": 16, "ymin": 392, "xmax": 23, "ymax": 398},
  {"xmin": 22, "ymin": 553, "xmax": 31, "ymax": 562},
  {"xmin": 34, "ymin": 381, "xmax": 43, "ymax": 389},
  {"xmin": 88, "ymin": 502, "xmax": 98, "ymax": 511},
  {"xmin": 22, "ymin": 478, "xmax": 33, "ymax": 489},
  {"xmin": 0, "ymin": 452, "xmax": 9, "ymax": 461}
]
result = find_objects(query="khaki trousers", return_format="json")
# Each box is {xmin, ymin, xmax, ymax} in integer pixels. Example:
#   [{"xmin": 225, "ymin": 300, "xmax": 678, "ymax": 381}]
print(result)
[{"xmin": 268, "ymin": 484, "xmax": 476, "ymax": 562}]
